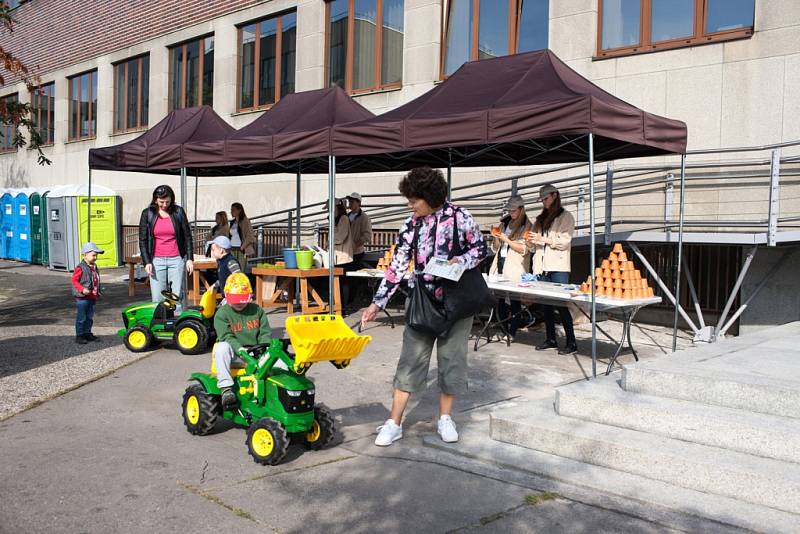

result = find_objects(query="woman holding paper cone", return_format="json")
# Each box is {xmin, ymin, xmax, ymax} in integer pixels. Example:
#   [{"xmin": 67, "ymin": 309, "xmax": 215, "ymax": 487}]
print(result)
[
  {"xmin": 361, "ymin": 167, "xmax": 488, "ymax": 448},
  {"xmin": 526, "ymin": 184, "xmax": 577, "ymax": 355},
  {"xmin": 489, "ymin": 195, "xmax": 533, "ymax": 341}
]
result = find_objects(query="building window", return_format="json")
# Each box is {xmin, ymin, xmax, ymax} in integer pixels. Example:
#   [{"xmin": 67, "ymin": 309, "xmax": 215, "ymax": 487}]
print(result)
[
  {"xmin": 170, "ymin": 36, "xmax": 214, "ymax": 110},
  {"xmin": 114, "ymin": 56, "xmax": 149, "ymax": 133},
  {"xmin": 68, "ymin": 70, "xmax": 97, "ymax": 141},
  {"xmin": 238, "ymin": 11, "xmax": 297, "ymax": 111},
  {"xmin": 1, "ymin": 94, "xmax": 19, "ymax": 153},
  {"xmin": 442, "ymin": 0, "xmax": 548, "ymax": 78},
  {"xmin": 598, "ymin": 0, "xmax": 755, "ymax": 58},
  {"xmin": 326, "ymin": 0, "xmax": 405, "ymax": 94},
  {"xmin": 30, "ymin": 83, "xmax": 55, "ymax": 146}
]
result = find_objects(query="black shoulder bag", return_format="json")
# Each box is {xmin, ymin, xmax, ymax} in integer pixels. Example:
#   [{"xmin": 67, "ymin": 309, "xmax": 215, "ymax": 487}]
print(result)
[
  {"xmin": 442, "ymin": 209, "xmax": 496, "ymax": 321},
  {"xmin": 404, "ymin": 221, "xmax": 451, "ymax": 337}
]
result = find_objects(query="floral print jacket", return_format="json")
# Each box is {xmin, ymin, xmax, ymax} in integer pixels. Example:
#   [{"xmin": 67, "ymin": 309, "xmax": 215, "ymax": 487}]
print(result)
[{"xmin": 372, "ymin": 202, "xmax": 488, "ymax": 309}]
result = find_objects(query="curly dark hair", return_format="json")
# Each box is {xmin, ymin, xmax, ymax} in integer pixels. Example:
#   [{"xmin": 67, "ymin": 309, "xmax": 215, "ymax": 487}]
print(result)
[{"xmin": 398, "ymin": 167, "xmax": 448, "ymax": 208}]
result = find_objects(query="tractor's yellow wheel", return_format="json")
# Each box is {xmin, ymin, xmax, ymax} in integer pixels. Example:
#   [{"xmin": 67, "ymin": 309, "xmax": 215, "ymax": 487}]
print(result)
[
  {"xmin": 178, "ymin": 328, "xmax": 199, "ymax": 349},
  {"xmin": 185, "ymin": 395, "xmax": 200, "ymax": 425},
  {"xmin": 124, "ymin": 326, "xmax": 152, "ymax": 352},
  {"xmin": 246, "ymin": 419, "xmax": 288, "ymax": 465},
  {"xmin": 306, "ymin": 420, "xmax": 321, "ymax": 443},
  {"xmin": 251, "ymin": 428, "xmax": 274, "ymax": 457},
  {"xmin": 173, "ymin": 319, "xmax": 208, "ymax": 355},
  {"xmin": 303, "ymin": 407, "xmax": 335, "ymax": 451}
]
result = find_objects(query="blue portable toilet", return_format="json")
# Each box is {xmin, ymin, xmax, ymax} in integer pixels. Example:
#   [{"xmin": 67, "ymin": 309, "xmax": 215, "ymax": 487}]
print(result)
[
  {"xmin": 1, "ymin": 189, "xmax": 16, "ymax": 259},
  {"xmin": 13, "ymin": 188, "xmax": 34, "ymax": 262}
]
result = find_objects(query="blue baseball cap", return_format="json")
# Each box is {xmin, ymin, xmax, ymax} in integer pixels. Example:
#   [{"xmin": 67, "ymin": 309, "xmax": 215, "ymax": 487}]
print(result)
[{"xmin": 211, "ymin": 236, "xmax": 232, "ymax": 250}]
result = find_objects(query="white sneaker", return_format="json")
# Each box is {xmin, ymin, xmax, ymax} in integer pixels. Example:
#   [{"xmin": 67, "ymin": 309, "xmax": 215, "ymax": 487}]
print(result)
[
  {"xmin": 437, "ymin": 415, "xmax": 459, "ymax": 443},
  {"xmin": 375, "ymin": 419, "xmax": 403, "ymax": 446}
]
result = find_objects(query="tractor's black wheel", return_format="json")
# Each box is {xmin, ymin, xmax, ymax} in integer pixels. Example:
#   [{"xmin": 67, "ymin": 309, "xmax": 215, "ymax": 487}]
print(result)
[
  {"xmin": 182, "ymin": 384, "xmax": 220, "ymax": 436},
  {"xmin": 246, "ymin": 418, "xmax": 289, "ymax": 466},
  {"xmin": 124, "ymin": 326, "xmax": 153, "ymax": 352},
  {"xmin": 304, "ymin": 406, "xmax": 336, "ymax": 450},
  {"xmin": 331, "ymin": 359, "xmax": 350, "ymax": 369},
  {"xmin": 174, "ymin": 319, "xmax": 209, "ymax": 355}
]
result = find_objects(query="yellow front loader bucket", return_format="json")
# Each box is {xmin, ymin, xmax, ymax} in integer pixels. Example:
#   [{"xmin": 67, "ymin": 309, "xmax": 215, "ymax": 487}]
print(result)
[{"xmin": 285, "ymin": 315, "xmax": 371, "ymax": 369}]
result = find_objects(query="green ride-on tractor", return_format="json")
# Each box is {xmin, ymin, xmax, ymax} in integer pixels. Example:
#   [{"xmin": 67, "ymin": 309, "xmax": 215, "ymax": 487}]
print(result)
[
  {"xmin": 117, "ymin": 287, "xmax": 217, "ymax": 355},
  {"xmin": 181, "ymin": 314, "xmax": 371, "ymax": 465}
]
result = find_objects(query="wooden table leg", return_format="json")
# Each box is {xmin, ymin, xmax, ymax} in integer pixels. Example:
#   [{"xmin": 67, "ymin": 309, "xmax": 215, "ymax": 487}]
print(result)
[
  {"xmin": 287, "ymin": 281, "xmax": 295, "ymax": 314},
  {"xmin": 191, "ymin": 269, "xmax": 200, "ymax": 305},
  {"xmin": 333, "ymin": 276, "xmax": 342, "ymax": 315},
  {"xmin": 128, "ymin": 262, "xmax": 135, "ymax": 297},
  {"xmin": 256, "ymin": 275, "xmax": 264, "ymax": 307},
  {"xmin": 300, "ymin": 279, "xmax": 310, "ymax": 313}
]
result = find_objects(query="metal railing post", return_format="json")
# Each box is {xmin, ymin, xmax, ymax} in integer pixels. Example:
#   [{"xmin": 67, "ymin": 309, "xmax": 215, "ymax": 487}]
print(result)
[
  {"xmin": 257, "ymin": 226, "xmax": 264, "ymax": 258},
  {"xmin": 604, "ymin": 162, "xmax": 614, "ymax": 245},
  {"xmin": 511, "ymin": 178, "xmax": 518, "ymax": 196},
  {"xmin": 576, "ymin": 186, "xmax": 585, "ymax": 237},
  {"xmin": 287, "ymin": 209, "xmax": 293, "ymax": 247},
  {"xmin": 767, "ymin": 148, "xmax": 781, "ymax": 246}
]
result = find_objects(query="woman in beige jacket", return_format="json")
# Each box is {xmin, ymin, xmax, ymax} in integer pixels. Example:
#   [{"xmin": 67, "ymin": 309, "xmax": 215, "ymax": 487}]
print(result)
[
  {"xmin": 230, "ymin": 202, "xmax": 256, "ymax": 268},
  {"xmin": 333, "ymin": 199, "xmax": 354, "ymax": 266},
  {"xmin": 489, "ymin": 195, "xmax": 532, "ymax": 339},
  {"xmin": 526, "ymin": 184, "xmax": 577, "ymax": 355}
]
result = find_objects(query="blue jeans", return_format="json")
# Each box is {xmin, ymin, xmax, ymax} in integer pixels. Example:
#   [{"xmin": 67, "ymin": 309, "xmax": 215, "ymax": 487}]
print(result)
[
  {"xmin": 75, "ymin": 298, "xmax": 96, "ymax": 337},
  {"xmin": 150, "ymin": 255, "xmax": 185, "ymax": 302},
  {"xmin": 541, "ymin": 271, "xmax": 576, "ymax": 344}
]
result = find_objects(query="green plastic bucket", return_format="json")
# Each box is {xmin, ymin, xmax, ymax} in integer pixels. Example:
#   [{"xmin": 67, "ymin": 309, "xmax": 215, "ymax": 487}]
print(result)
[{"xmin": 296, "ymin": 250, "xmax": 314, "ymax": 269}]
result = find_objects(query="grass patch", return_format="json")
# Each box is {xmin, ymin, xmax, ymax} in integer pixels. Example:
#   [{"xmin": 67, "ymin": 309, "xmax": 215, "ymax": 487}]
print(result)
[{"xmin": 526, "ymin": 491, "xmax": 560, "ymax": 506}]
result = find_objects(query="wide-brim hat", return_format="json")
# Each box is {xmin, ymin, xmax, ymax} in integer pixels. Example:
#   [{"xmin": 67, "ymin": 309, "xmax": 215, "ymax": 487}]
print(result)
[{"xmin": 537, "ymin": 184, "xmax": 559, "ymax": 201}]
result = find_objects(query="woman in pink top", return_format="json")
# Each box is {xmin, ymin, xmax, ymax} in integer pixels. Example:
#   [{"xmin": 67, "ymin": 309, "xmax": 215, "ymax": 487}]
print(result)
[{"xmin": 138, "ymin": 185, "xmax": 194, "ymax": 303}]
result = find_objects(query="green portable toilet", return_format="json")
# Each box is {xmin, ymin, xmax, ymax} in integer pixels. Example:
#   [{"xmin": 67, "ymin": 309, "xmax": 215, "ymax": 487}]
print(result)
[
  {"xmin": 29, "ymin": 187, "xmax": 49, "ymax": 265},
  {"xmin": 77, "ymin": 186, "xmax": 122, "ymax": 268},
  {"xmin": 39, "ymin": 189, "xmax": 50, "ymax": 266}
]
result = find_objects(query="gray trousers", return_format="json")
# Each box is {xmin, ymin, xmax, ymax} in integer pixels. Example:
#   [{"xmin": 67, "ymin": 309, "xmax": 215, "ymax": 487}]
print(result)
[
  {"xmin": 393, "ymin": 314, "xmax": 473, "ymax": 395},
  {"xmin": 214, "ymin": 342, "xmax": 236, "ymax": 388}
]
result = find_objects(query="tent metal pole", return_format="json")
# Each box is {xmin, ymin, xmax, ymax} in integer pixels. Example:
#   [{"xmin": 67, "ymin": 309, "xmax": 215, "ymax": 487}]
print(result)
[
  {"xmin": 296, "ymin": 166, "xmax": 301, "ymax": 249},
  {"xmin": 180, "ymin": 167, "xmax": 188, "ymax": 308},
  {"xmin": 87, "ymin": 168, "xmax": 92, "ymax": 242},
  {"xmin": 194, "ymin": 173, "xmax": 198, "ymax": 232},
  {"xmin": 328, "ymin": 155, "xmax": 336, "ymax": 310},
  {"xmin": 447, "ymin": 149, "xmax": 452, "ymax": 201},
  {"xmin": 589, "ymin": 133, "xmax": 597, "ymax": 378},
  {"xmin": 672, "ymin": 154, "xmax": 687, "ymax": 352}
]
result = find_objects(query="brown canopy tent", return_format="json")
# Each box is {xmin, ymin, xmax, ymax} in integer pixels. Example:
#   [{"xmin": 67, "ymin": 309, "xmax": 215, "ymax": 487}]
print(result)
[
  {"xmin": 324, "ymin": 50, "xmax": 688, "ymax": 376},
  {"xmin": 182, "ymin": 86, "xmax": 374, "ymax": 175},
  {"xmin": 331, "ymin": 49, "xmax": 685, "ymax": 171},
  {"xmin": 88, "ymin": 105, "xmax": 235, "ymax": 174}
]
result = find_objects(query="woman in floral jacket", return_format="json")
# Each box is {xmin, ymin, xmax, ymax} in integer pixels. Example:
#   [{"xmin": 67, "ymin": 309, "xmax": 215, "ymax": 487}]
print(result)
[{"xmin": 362, "ymin": 167, "xmax": 488, "ymax": 448}]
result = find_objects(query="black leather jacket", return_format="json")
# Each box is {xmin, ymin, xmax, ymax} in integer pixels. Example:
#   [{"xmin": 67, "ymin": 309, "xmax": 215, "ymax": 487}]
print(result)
[{"xmin": 138, "ymin": 205, "xmax": 193, "ymax": 265}]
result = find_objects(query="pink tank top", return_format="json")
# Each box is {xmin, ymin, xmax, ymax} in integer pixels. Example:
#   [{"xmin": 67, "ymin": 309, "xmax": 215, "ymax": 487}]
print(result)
[{"xmin": 153, "ymin": 215, "xmax": 180, "ymax": 257}]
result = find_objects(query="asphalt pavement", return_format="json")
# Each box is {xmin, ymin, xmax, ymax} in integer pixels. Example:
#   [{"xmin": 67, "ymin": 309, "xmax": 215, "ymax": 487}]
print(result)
[{"xmin": 0, "ymin": 260, "xmax": 698, "ymax": 533}]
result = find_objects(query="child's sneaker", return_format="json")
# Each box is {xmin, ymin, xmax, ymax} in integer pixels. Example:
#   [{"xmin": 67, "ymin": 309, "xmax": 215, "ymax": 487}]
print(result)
[
  {"xmin": 75, "ymin": 336, "xmax": 88, "ymax": 345},
  {"xmin": 374, "ymin": 419, "xmax": 403, "ymax": 446},
  {"xmin": 437, "ymin": 415, "xmax": 459, "ymax": 443},
  {"xmin": 220, "ymin": 387, "xmax": 237, "ymax": 410}
]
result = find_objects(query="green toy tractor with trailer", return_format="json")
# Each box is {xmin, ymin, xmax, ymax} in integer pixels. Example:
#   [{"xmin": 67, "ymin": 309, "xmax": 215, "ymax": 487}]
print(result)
[
  {"xmin": 181, "ymin": 314, "xmax": 371, "ymax": 465},
  {"xmin": 117, "ymin": 287, "xmax": 217, "ymax": 355}
]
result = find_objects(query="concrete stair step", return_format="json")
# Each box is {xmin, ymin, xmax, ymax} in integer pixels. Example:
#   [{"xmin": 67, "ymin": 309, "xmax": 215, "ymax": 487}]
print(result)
[
  {"xmin": 490, "ymin": 400, "xmax": 800, "ymax": 515},
  {"xmin": 423, "ymin": 420, "xmax": 800, "ymax": 534},
  {"xmin": 622, "ymin": 359, "xmax": 800, "ymax": 419},
  {"xmin": 555, "ymin": 376, "xmax": 800, "ymax": 464}
]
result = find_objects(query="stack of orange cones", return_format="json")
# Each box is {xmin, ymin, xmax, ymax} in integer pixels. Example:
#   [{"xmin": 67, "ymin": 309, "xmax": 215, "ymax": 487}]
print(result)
[
  {"xmin": 377, "ymin": 245, "xmax": 413, "ymax": 273},
  {"xmin": 579, "ymin": 243, "xmax": 655, "ymax": 299}
]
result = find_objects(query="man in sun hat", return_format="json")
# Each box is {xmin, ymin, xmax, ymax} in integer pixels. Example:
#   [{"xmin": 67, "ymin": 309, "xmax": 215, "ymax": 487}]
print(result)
[{"xmin": 213, "ymin": 272, "xmax": 273, "ymax": 409}]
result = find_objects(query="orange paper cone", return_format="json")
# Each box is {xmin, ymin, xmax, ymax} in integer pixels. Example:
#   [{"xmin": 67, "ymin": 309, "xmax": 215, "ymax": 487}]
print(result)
[
  {"xmin": 595, "ymin": 268, "xmax": 603, "ymax": 278},
  {"xmin": 613, "ymin": 288, "xmax": 623, "ymax": 299},
  {"xmin": 610, "ymin": 260, "xmax": 620, "ymax": 270},
  {"xmin": 623, "ymin": 280, "xmax": 632, "ymax": 289},
  {"xmin": 613, "ymin": 279, "xmax": 622, "ymax": 289},
  {"xmin": 617, "ymin": 252, "xmax": 627, "ymax": 262},
  {"xmin": 623, "ymin": 289, "xmax": 632, "ymax": 299},
  {"xmin": 612, "ymin": 243, "xmax": 623, "ymax": 253},
  {"xmin": 608, "ymin": 252, "xmax": 618, "ymax": 261},
  {"xmin": 602, "ymin": 268, "xmax": 612, "ymax": 278},
  {"xmin": 601, "ymin": 259, "xmax": 610, "ymax": 269},
  {"xmin": 603, "ymin": 278, "xmax": 613, "ymax": 288},
  {"xmin": 646, "ymin": 287, "xmax": 654, "ymax": 297}
]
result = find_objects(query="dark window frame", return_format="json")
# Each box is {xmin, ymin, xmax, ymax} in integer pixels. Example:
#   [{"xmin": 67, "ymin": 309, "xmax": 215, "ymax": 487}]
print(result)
[
  {"xmin": 68, "ymin": 69, "xmax": 98, "ymax": 141},
  {"xmin": 113, "ymin": 55, "xmax": 149, "ymax": 134},
  {"xmin": 324, "ymin": 0, "xmax": 404, "ymax": 95},
  {"xmin": 439, "ymin": 0, "xmax": 543, "ymax": 80},
  {"xmin": 0, "ymin": 93, "xmax": 19, "ymax": 154},
  {"xmin": 236, "ymin": 10, "xmax": 297, "ymax": 112},
  {"xmin": 30, "ymin": 82, "xmax": 55, "ymax": 146},
  {"xmin": 169, "ymin": 34, "xmax": 215, "ymax": 110},
  {"xmin": 596, "ymin": 0, "xmax": 755, "ymax": 59}
]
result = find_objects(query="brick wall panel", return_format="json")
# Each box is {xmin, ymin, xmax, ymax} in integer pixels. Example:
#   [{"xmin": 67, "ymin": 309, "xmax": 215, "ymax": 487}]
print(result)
[{"xmin": 1, "ymin": 0, "xmax": 268, "ymax": 88}]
